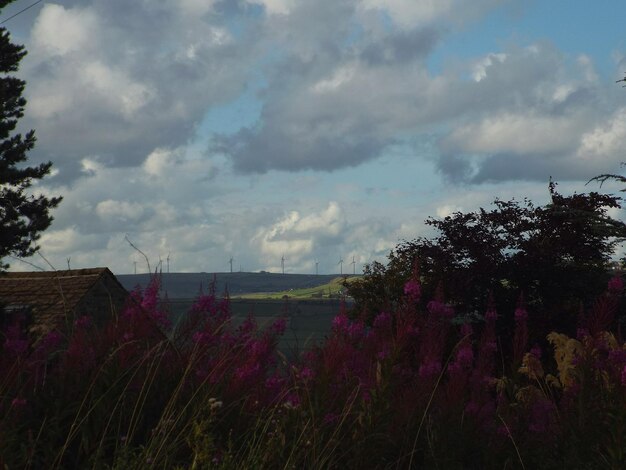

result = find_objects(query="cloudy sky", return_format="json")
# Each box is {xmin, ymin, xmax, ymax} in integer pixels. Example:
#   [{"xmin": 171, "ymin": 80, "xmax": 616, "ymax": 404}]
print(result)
[{"xmin": 4, "ymin": 0, "xmax": 626, "ymax": 274}]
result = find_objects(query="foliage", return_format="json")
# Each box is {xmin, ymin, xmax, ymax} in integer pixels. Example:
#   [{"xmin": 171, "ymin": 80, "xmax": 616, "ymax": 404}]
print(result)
[
  {"xmin": 2, "ymin": 270, "xmax": 626, "ymax": 468},
  {"xmin": 0, "ymin": 2, "xmax": 61, "ymax": 270},
  {"xmin": 348, "ymin": 180, "xmax": 626, "ymax": 334}
]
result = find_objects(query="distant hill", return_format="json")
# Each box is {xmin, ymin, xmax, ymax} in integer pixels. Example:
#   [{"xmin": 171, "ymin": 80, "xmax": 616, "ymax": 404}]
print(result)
[
  {"xmin": 240, "ymin": 276, "xmax": 360, "ymax": 300},
  {"xmin": 116, "ymin": 272, "xmax": 358, "ymax": 299}
]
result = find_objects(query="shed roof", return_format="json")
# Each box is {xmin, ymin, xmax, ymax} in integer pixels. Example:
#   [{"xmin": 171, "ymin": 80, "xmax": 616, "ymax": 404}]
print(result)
[{"xmin": 0, "ymin": 268, "xmax": 128, "ymax": 332}]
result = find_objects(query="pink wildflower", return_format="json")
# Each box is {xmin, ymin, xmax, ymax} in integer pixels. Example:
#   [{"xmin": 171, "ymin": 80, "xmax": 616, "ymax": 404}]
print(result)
[
  {"xmin": 3, "ymin": 325, "xmax": 28, "ymax": 357},
  {"xmin": 530, "ymin": 345, "xmax": 541, "ymax": 359},
  {"xmin": 576, "ymin": 328, "xmax": 589, "ymax": 340},
  {"xmin": 347, "ymin": 320, "xmax": 365, "ymax": 339},
  {"xmin": 608, "ymin": 275, "xmax": 623, "ymax": 295},
  {"xmin": 299, "ymin": 367, "xmax": 314, "ymax": 381},
  {"xmin": 418, "ymin": 360, "xmax": 441, "ymax": 379},
  {"xmin": 427, "ymin": 300, "xmax": 454, "ymax": 319},
  {"xmin": 514, "ymin": 306, "xmax": 528, "ymax": 321},
  {"xmin": 456, "ymin": 346, "xmax": 474, "ymax": 368},
  {"xmin": 403, "ymin": 279, "xmax": 421, "ymax": 302},
  {"xmin": 332, "ymin": 314, "xmax": 349, "ymax": 333},
  {"xmin": 34, "ymin": 330, "xmax": 63, "ymax": 358},
  {"xmin": 485, "ymin": 308, "xmax": 497, "ymax": 321},
  {"xmin": 377, "ymin": 345, "xmax": 390, "ymax": 360},
  {"xmin": 74, "ymin": 316, "xmax": 92, "ymax": 329},
  {"xmin": 270, "ymin": 317, "xmax": 287, "ymax": 336},
  {"xmin": 323, "ymin": 413, "xmax": 339, "ymax": 425},
  {"xmin": 513, "ymin": 299, "xmax": 529, "ymax": 364},
  {"xmin": 11, "ymin": 397, "xmax": 27, "ymax": 408},
  {"xmin": 373, "ymin": 311, "xmax": 392, "ymax": 330}
]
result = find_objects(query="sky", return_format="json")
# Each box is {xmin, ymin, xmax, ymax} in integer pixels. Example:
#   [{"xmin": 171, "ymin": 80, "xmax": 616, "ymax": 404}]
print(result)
[{"xmin": 3, "ymin": 0, "xmax": 626, "ymax": 275}]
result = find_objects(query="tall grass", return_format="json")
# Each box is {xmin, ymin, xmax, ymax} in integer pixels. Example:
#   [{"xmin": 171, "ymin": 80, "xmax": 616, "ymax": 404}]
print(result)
[{"xmin": 1, "ymin": 272, "xmax": 626, "ymax": 468}]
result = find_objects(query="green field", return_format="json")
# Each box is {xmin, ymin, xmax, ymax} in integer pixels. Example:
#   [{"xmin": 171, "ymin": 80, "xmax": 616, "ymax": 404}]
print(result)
[{"xmin": 233, "ymin": 275, "xmax": 361, "ymax": 300}]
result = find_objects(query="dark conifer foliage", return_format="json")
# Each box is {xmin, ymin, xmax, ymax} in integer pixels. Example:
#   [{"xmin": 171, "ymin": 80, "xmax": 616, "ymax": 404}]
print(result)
[{"xmin": 0, "ymin": 3, "xmax": 61, "ymax": 270}]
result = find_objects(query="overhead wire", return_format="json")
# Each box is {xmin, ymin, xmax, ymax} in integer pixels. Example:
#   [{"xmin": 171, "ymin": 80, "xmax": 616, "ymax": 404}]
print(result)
[{"xmin": 0, "ymin": 0, "xmax": 43, "ymax": 25}]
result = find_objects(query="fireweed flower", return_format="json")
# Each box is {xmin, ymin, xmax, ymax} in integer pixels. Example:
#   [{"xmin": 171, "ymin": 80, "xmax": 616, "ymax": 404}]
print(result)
[
  {"xmin": 456, "ymin": 346, "xmax": 474, "ymax": 368},
  {"xmin": 530, "ymin": 345, "xmax": 541, "ymax": 359},
  {"xmin": 323, "ymin": 412, "xmax": 339, "ymax": 425},
  {"xmin": 418, "ymin": 360, "xmax": 442, "ymax": 380},
  {"xmin": 485, "ymin": 308, "xmax": 497, "ymax": 321},
  {"xmin": 38, "ymin": 330, "xmax": 63, "ymax": 352},
  {"xmin": 427, "ymin": 300, "xmax": 454, "ymax": 319},
  {"xmin": 528, "ymin": 398, "xmax": 556, "ymax": 434},
  {"xmin": 513, "ymin": 303, "xmax": 529, "ymax": 364},
  {"xmin": 576, "ymin": 328, "xmax": 590, "ymax": 340},
  {"xmin": 299, "ymin": 367, "xmax": 314, "ymax": 382},
  {"xmin": 270, "ymin": 317, "xmax": 287, "ymax": 336},
  {"xmin": 377, "ymin": 345, "xmax": 391, "ymax": 360},
  {"xmin": 373, "ymin": 311, "xmax": 392, "ymax": 330},
  {"xmin": 3, "ymin": 325, "xmax": 29, "ymax": 357},
  {"xmin": 608, "ymin": 275, "xmax": 623, "ymax": 295},
  {"xmin": 332, "ymin": 314, "xmax": 349, "ymax": 333},
  {"xmin": 403, "ymin": 279, "xmax": 421, "ymax": 302},
  {"xmin": 11, "ymin": 397, "xmax": 26, "ymax": 408}
]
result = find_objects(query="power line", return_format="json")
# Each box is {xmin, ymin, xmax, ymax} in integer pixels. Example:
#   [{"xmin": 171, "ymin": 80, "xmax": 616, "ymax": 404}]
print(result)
[{"xmin": 0, "ymin": 0, "xmax": 44, "ymax": 25}]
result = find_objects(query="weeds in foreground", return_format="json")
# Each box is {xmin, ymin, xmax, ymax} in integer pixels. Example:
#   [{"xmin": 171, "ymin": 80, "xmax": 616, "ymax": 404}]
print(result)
[{"xmin": 1, "ymin": 273, "xmax": 626, "ymax": 468}]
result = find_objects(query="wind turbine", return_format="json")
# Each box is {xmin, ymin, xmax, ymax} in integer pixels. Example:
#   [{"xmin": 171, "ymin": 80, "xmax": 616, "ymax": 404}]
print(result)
[
  {"xmin": 281, "ymin": 254, "xmax": 286, "ymax": 274},
  {"xmin": 315, "ymin": 260, "xmax": 319, "ymax": 275},
  {"xmin": 166, "ymin": 252, "xmax": 171, "ymax": 274},
  {"xmin": 229, "ymin": 256, "xmax": 234, "ymax": 273},
  {"xmin": 338, "ymin": 257, "xmax": 344, "ymax": 275},
  {"xmin": 351, "ymin": 256, "xmax": 356, "ymax": 275}
]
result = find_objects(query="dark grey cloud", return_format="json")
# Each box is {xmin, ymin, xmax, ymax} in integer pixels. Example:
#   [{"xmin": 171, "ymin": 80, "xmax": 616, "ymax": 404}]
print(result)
[
  {"xmin": 359, "ymin": 28, "xmax": 440, "ymax": 65},
  {"xmin": 215, "ymin": 125, "xmax": 389, "ymax": 172},
  {"xmin": 214, "ymin": 14, "xmax": 442, "ymax": 172}
]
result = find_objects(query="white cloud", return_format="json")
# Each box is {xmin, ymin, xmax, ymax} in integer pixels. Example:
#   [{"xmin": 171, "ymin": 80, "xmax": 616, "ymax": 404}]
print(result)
[
  {"xmin": 8, "ymin": 0, "xmax": 626, "ymax": 276},
  {"xmin": 436, "ymin": 204, "xmax": 462, "ymax": 218},
  {"xmin": 31, "ymin": 4, "xmax": 98, "ymax": 56},
  {"xmin": 79, "ymin": 61, "xmax": 155, "ymax": 119},
  {"xmin": 248, "ymin": 0, "xmax": 296, "ymax": 15},
  {"xmin": 445, "ymin": 112, "xmax": 584, "ymax": 155},
  {"xmin": 22, "ymin": 0, "xmax": 252, "ymax": 177},
  {"xmin": 293, "ymin": 202, "xmax": 344, "ymax": 236},
  {"xmin": 311, "ymin": 64, "xmax": 357, "ymax": 94},
  {"xmin": 38, "ymin": 226, "xmax": 101, "ymax": 254},
  {"xmin": 471, "ymin": 53, "xmax": 507, "ymax": 82},
  {"xmin": 143, "ymin": 148, "xmax": 182, "ymax": 178},
  {"xmin": 253, "ymin": 202, "xmax": 346, "ymax": 269},
  {"xmin": 577, "ymin": 108, "xmax": 626, "ymax": 162},
  {"xmin": 177, "ymin": 0, "xmax": 218, "ymax": 16},
  {"xmin": 96, "ymin": 200, "xmax": 145, "ymax": 223},
  {"xmin": 360, "ymin": 0, "xmax": 455, "ymax": 28}
]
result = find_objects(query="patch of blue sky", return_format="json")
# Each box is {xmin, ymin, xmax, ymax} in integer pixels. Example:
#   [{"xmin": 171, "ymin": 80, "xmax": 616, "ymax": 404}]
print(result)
[
  {"xmin": 428, "ymin": 1, "xmax": 625, "ymax": 79},
  {"xmin": 238, "ymin": 141, "xmax": 444, "ymax": 215},
  {"xmin": 427, "ymin": 4, "xmax": 516, "ymax": 76},
  {"xmin": 196, "ymin": 79, "xmax": 264, "ymax": 138},
  {"xmin": 221, "ymin": 2, "xmax": 264, "ymax": 40},
  {"xmin": 515, "ymin": 0, "xmax": 626, "ymax": 78}
]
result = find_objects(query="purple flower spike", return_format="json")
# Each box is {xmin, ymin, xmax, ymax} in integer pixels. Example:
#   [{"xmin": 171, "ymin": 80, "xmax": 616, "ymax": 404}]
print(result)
[
  {"xmin": 403, "ymin": 279, "xmax": 421, "ymax": 302},
  {"xmin": 608, "ymin": 275, "xmax": 623, "ymax": 295}
]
